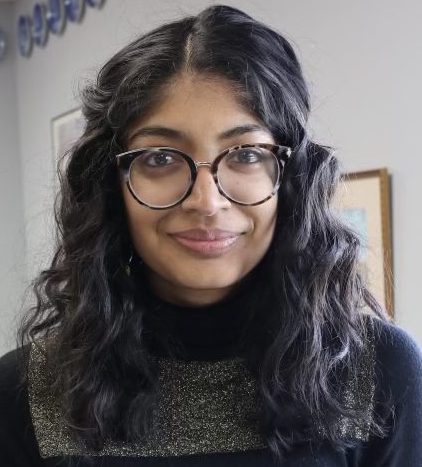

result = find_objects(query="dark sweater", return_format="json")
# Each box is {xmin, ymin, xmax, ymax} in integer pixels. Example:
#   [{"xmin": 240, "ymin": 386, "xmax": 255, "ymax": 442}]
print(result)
[{"xmin": 1, "ymin": 286, "xmax": 422, "ymax": 466}]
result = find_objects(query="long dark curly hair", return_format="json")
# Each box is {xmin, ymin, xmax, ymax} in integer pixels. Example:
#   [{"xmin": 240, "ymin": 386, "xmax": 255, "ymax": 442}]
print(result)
[{"xmin": 17, "ymin": 4, "xmax": 390, "ymax": 464}]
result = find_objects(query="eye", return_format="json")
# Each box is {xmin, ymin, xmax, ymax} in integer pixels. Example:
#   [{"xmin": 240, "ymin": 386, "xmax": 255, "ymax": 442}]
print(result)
[
  {"xmin": 145, "ymin": 152, "xmax": 176, "ymax": 167},
  {"xmin": 227, "ymin": 148, "xmax": 265, "ymax": 164},
  {"xmin": 137, "ymin": 150, "xmax": 185, "ymax": 168}
]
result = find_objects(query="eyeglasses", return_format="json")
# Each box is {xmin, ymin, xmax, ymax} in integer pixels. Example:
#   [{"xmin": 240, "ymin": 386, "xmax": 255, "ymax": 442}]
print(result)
[{"xmin": 115, "ymin": 143, "xmax": 292, "ymax": 210}]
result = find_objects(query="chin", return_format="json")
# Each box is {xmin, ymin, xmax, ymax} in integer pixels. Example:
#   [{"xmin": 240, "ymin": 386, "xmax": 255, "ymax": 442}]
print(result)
[{"xmin": 176, "ymin": 274, "xmax": 239, "ymax": 290}]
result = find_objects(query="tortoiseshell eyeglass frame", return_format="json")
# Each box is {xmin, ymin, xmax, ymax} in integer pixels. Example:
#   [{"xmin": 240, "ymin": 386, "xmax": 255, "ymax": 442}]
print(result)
[{"xmin": 115, "ymin": 143, "xmax": 292, "ymax": 210}]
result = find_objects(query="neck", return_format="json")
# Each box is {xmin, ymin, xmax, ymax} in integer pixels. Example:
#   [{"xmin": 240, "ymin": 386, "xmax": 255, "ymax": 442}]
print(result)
[
  {"xmin": 139, "ymin": 278, "xmax": 256, "ymax": 361},
  {"xmin": 145, "ymin": 269, "xmax": 245, "ymax": 308}
]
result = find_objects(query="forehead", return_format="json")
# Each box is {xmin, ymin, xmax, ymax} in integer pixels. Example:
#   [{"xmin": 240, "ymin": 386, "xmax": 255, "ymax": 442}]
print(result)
[
  {"xmin": 157, "ymin": 73, "xmax": 247, "ymax": 112},
  {"xmin": 127, "ymin": 73, "xmax": 270, "ymax": 145},
  {"xmin": 154, "ymin": 73, "xmax": 248, "ymax": 112}
]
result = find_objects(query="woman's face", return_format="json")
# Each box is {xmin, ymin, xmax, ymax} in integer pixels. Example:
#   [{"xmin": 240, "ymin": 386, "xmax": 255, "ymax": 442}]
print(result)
[{"xmin": 120, "ymin": 73, "xmax": 278, "ymax": 306}]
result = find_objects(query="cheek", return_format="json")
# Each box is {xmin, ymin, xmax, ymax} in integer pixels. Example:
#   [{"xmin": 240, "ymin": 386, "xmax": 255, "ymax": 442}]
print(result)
[
  {"xmin": 243, "ymin": 198, "xmax": 278, "ymax": 263},
  {"xmin": 258, "ymin": 201, "xmax": 278, "ymax": 251},
  {"xmin": 253, "ymin": 197, "xmax": 278, "ymax": 236},
  {"xmin": 122, "ymin": 188, "xmax": 163, "ymax": 249}
]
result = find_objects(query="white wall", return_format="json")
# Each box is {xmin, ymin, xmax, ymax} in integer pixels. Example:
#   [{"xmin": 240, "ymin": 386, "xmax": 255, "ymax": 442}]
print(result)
[
  {"xmin": 0, "ymin": 2, "xmax": 26, "ymax": 355},
  {"xmin": 1, "ymin": 0, "xmax": 420, "ymax": 352},
  {"xmin": 263, "ymin": 1, "xmax": 422, "ymax": 342}
]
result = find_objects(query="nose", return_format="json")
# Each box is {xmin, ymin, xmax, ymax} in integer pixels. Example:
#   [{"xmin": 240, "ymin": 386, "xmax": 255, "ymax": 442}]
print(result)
[{"xmin": 180, "ymin": 164, "xmax": 231, "ymax": 215}]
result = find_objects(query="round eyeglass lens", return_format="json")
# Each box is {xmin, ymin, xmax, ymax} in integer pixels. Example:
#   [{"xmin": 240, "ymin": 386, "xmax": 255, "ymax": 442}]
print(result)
[
  {"xmin": 129, "ymin": 149, "xmax": 192, "ymax": 208},
  {"xmin": 217, "ymin": 147, "xmax": 280, "ymax": 204}
]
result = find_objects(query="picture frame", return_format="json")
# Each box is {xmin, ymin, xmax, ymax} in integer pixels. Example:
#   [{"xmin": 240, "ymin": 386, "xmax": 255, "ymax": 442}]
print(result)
[
  {"xmin": 334, "ymin": 168, "xmax": 394, "ymax": 317},
  {"xmin": 51, "ymin": 107, "xmax": 85, "ymax": 186}
]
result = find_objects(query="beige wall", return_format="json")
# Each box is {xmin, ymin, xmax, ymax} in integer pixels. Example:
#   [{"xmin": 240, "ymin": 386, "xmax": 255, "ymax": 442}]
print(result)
[{"xmin": 1, "ymin": 0, "xmax": 421, "ymax": 353}]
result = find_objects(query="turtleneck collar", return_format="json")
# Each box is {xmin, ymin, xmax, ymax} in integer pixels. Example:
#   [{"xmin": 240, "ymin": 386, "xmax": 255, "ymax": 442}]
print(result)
[{"xmin": 134, "ymin": 266, "xmax": 258, "ymax": 361}]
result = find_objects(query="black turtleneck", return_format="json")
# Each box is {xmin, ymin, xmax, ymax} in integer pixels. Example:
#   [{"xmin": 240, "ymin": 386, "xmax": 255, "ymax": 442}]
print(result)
[
  {"xmin": 138, "ymin": 266, "xmax": 259, "ymax": 361},
  {"xmin": 1, "ymin": 261, "xmax": 422, "ymax": 466}
]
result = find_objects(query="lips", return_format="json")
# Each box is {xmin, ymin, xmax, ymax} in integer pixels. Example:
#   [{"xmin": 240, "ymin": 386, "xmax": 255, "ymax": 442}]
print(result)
[
  {"xmin": 169, "ymin": 229, "xmax": 242, "ymax": 257},
  {"xmin": 170, "ymin": 229, "xmax": 241, "ymax": 241}
]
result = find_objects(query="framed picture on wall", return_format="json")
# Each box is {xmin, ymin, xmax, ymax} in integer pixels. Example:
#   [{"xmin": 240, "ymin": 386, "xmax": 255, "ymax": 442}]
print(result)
[
  {"xmin": 333, "ymin": 168, "xmax": 394, "ymax": 317},
  {"xmin": 51, "ymin": 107, "xmax": 85, "ymax": 187}
]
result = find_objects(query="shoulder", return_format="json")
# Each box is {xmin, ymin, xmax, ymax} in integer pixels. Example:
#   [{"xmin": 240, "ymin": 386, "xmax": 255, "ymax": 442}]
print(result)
[
  {"xmin": 0, "ymin": 345, "xmax": 44, "ymax": 464},
  {"xmin": 344, "ymin": 318, "xmax": 422, "ymax": 465},
  {"xmin": 0, "ymin": 346, "xmax": 29, "ymax": 396},
  {"xmin": 368, "ymin": 317, "xmax": 422, "ymax": 454},
  {"xmin": 0, "ymin": 347, "xmax": 28, "ymax": 436},
  {"xmin": 370, "ymin": 317, "xmax": 422, "ymax": 403},
  {"xmin": 0, "ymin": 345, "xmax": 32, "ymax": 421},
  {"xmin": 371, "ymin": 316, "xmax": 422, "ymax": 358}
]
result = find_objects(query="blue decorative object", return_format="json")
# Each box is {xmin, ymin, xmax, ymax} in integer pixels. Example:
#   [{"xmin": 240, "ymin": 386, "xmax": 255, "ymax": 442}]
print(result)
[
  {"xmin": 47, "ymin": 0, "xmax": 66, "ymax": 35},
  {"xmin": 65, "ymin": 0, "xmax": 85, "ymax": 23},
  {"xmin": 33, "ymin": 3, "xmax": 48, "ymax": 47},
  {"xmin": 0, "ymin": 30, "xmax": 6, "ymax": 61},
  {"xmin": 17, "ymin": 0, "xmax": 105, "ymax": 58},
  {"xmin": 18, "ymin": 15, "xmax": 33, "ymax": 58},
  {"xmin": 86, "ymin": 0, "xmax": 105, "ymax": 8},
  {"xmin": 341, "ymin": 208, "xmax": 369, "ymax": 262}
]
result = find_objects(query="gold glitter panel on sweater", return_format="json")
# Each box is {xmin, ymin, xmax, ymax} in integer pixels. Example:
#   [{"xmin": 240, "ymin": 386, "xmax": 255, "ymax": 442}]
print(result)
[
  {"xmin": 28, "ymin": 343, "xmax": 266, "ymax": 459},
  {"xmin": 333, "ymin": 315, "xmax": 376, "ymax": 440},
  {"xmin": 28, "ymin": 319, "xmax": 376, "ymax": 459}
]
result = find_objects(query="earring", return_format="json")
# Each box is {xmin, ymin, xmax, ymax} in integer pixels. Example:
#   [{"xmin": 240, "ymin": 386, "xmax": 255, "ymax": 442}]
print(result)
[
  {"xmin": 125, "ymin": 249, "xmax": 134, "ymax": 277},
  {"xmin": 125, "ymin": 247, "xmax": 143, "ymax": 276}
]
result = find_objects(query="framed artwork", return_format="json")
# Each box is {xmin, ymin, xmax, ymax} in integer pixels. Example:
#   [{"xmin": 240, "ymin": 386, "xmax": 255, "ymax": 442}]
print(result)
[
  {"xmin": 51, "ymin": 107, "xmax": 85, "ymax": 187},
  {"xmin": 334, "ymin": 168, "xmax": 394, "ymax": 317}
]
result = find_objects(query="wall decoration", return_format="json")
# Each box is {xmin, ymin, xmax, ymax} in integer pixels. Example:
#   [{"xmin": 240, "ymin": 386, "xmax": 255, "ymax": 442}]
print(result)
[
  {"xmin": 86, "ymin": 0, "xmax": 105, "ymax": 8},
  {"xmin": 333, "ymin": 168, "xmax": 394, "ymax": 316},
  {"xmin": 17, "ymin": 0, "xmax": 106, "ymax": 58},
  {"xmin": 33, "ymin": 3, "xmax": 49, "ymax": 47},
  {"xmin": 18, "ymin": 15, "xmax": 33, "ymax": 58},
  {"xmin": 47, "ymin": 0, "xmax": 66, "ymax": 35},
  {"xmin": 51, "ymin": 108, "xmax": 85, "ymax": 187},
  {"xmin": 65, "ymin": 0, "xmax": 86, "ymax": 23},
  {"xmin": 0, "ymin": 30, "xmax": 6, "ymax": 62}
]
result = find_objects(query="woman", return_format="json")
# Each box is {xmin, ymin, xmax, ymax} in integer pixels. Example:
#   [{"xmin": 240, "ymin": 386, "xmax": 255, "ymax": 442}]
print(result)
[{"xmin": 1, "ymin": 5, "xmax": 421, "ymax": 467}]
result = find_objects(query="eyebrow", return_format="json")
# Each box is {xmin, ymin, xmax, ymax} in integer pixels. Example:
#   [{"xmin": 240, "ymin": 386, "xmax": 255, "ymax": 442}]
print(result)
[{"xmin": 128, "ymin": 123, "xmax": 268, "ymax": 143}]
